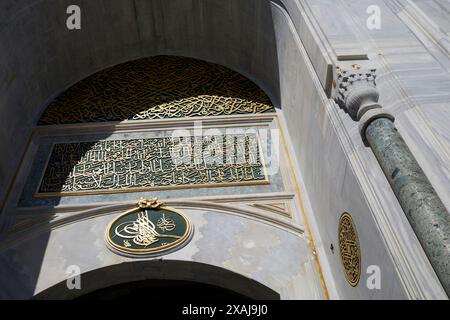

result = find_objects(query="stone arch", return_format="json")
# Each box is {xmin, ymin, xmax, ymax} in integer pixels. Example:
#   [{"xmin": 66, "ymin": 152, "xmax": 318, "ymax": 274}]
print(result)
[{"xmin": 34, "ymin": 260, "xmax": 280, "ymax": 300}]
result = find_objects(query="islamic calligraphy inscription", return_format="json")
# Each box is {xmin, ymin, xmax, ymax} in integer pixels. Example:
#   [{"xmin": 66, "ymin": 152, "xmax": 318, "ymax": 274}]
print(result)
[
  {"xmin": 338, "ymin": 213, "xmax": 361, "ymax": 287},
  {"xmin": 106, "ymin": 199, "xmax": 192, "ymax": 256},
  {"xmin": 36, "ymin": 133, "xmax": 268, "ymax": 196},
  {"xmin": 38, "ymin": 56, "xmax": 274, "ymax": 125}
]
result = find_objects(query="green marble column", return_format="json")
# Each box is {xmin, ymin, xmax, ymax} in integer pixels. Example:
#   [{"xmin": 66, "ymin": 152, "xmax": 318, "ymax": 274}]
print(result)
[
  {"xmin": 365, "ymin": 117, "xmax": 450, "ymax": 297},
  {"xmin": 335, "ymin": 67, "xmax": 450, "ymax": 297}
]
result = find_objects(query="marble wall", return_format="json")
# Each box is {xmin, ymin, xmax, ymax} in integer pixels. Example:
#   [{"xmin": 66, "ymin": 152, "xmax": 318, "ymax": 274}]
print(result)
[
  {"xmin": 272, "ymin": 2, "xmax": 410, "ymax": 299},
  {"xmin": 271, "ymin": 0, "xmax": 449, "ymax": 299}
]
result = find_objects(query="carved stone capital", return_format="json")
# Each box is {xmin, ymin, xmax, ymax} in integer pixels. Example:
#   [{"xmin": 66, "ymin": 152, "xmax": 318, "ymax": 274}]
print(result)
[
  {"xmin": 335, "ymin": 68, "xmax": 380, "ymax": 120},
  {"xmin": 334, "ymin": 67, "xmax": 395, "ymax": 143}
]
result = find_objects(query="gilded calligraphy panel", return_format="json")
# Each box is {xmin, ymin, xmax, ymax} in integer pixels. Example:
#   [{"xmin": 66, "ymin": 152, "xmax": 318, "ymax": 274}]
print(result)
[{"xmin": 35, "ymin": 133, "xmax": 268, "ymax": 196}]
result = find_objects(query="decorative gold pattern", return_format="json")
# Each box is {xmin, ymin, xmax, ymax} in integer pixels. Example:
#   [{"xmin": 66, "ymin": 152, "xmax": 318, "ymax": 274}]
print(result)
[
  {"xmin": 106, "ymin": 198, "xmax": 193, "ymax": 256},
  {"xmin": 38, "ymin": 56, "xmax": 274, "ymax": 125},
  {"xmin": 338, "ymin": 213, "xmax": 361, "ymax": 287},
  {"xmin": 137, "ymin": 198, "xmax": 163, "ymax": 209},
  {"xmin": 35, "ymin": 133, "xmax": 268, "ymax": 196}
]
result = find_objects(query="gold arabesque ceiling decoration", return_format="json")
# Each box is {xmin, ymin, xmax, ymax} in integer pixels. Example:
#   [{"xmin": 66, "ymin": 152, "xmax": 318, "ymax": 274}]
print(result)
[{"xmin": 39, "ymin": 55, "xmax": 275, "ymax": 125}]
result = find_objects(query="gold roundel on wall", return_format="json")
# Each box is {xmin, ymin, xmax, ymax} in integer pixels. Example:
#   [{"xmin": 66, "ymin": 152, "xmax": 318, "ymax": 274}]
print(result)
[
  {"xmin": 105, "ymin": 198, "xmax": 193, "ymax": 257},
  {"xmin": 338, "ymin": 212, "xmax": 361, "ymax": 287}
]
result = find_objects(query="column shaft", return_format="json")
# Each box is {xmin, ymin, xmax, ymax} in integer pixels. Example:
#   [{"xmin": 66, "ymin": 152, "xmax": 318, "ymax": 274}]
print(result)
[{"xmin": 365, "ymin": 117, "xmax": 450, "ymax": 297}]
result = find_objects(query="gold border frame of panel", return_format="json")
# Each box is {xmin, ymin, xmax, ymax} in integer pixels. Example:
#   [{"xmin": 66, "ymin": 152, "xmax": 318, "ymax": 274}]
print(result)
[
  {"xmin": 273, "ymin": 115, "xmax": 329, "ymax": 298},
  {"xmin": 105, "ymin": 199, "xmax": 193, "ymax": 256},
  {"xmin": 338, "ymin": 212, "xmax": 361, "ymax": 287},
  {"xmin": 33, "ymin": 129, "xmax": 270, "ymax": 198}
]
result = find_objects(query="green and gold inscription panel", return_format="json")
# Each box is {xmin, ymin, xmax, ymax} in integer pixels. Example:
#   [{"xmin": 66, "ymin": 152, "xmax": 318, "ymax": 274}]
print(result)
[{"xmin": 35, "ymin": 133, "xmax": 268, "ymax": 197}]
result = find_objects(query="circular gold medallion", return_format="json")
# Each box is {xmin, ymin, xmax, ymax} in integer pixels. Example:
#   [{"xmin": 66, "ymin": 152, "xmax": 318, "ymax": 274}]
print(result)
[
  {"xmin": 338, "ymin": 212, "xmax": 361, "ymax": 287},
  {"xmin": 105, "ymin": 199, "xmax": 193, "ymax": 257}
]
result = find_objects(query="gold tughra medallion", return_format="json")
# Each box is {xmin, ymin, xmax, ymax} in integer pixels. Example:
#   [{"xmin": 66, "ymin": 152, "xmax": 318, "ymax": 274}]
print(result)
[{"xmin": 105, "ymin": 198, "xmax": 193, "ymax": 257}]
